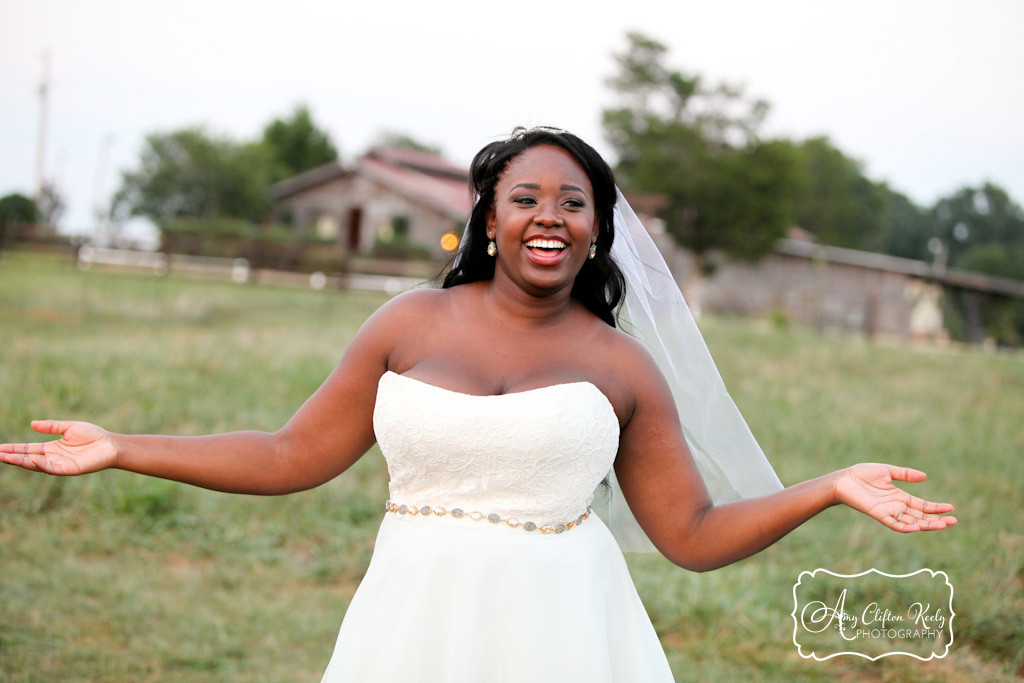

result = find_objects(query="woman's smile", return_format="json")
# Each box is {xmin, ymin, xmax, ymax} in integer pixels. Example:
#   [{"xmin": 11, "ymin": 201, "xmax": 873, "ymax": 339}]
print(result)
[{"xmin": 523, "ymin": 236, "xmax": 569, "ymax": 265}]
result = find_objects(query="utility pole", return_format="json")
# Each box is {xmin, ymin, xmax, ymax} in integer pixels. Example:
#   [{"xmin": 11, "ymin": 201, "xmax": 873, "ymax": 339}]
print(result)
[
  {"xmin": 93, "ymin": 134, "xmax": 114, "ymax": 245},
  {"xmin": 34, "ymin": 51, "xmax": 51, "ymax": 204}
]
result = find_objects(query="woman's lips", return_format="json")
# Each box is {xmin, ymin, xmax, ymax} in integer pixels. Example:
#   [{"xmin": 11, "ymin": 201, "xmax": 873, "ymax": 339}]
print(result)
[{"xmin": 523, "ymin": 237, "xmax": 569, "ymax": 266}]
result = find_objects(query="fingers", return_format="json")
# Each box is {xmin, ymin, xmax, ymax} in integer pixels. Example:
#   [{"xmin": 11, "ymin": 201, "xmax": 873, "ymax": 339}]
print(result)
[
  {"xmin": 1, "ymin": 421, "xmax": 66, "ymax": 459},
  {"xmin": 0, "ymin": 449, "xmax": 48, "ymax": 472},
  {"xmin": 888, "ymin": 465, "xmax": 927, "ymax": 483},
  {"xmin": 0, "ymin": 441, "xmax": 48, "ymax": 456},
  {"xmin": 1, "ymin": 421, "xmax": 70, "ymax": 472},
  {"xmin": 31, "ymin": 420, "xmax": 76, "ymax": 436},
  {"xmin": 908, "ymin": 495, "xmax": 955, "ymax": 515},
  {"xmin": 886, "ymin": 505, "xmax": 957, "ymax": 533},
  {"xmin": 0, "ymin": 448, "xmax": 82, "ymax": 475},
  {"xmin": 887, "ymin": 511, "xmax": 922, "ymax": 532},
  {"xmin": 901, "ymin": 493, "xmax": 954, "ymax": 516}
]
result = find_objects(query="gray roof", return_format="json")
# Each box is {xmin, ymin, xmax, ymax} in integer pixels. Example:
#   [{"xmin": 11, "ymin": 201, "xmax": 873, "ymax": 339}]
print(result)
[
  {"xmin": 776, "ymin": 238, "xmax": 1024, "ymax": 298},
  {"xmin": 270, "ymin": 161, "xmax": 347, "ymax": 200}
]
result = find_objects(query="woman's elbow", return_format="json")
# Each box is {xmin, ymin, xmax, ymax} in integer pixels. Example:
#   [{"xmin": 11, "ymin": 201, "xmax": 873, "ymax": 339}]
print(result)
[{"xmin": 664, "ymin": 550, "xmax": 726, "ymax": 573}]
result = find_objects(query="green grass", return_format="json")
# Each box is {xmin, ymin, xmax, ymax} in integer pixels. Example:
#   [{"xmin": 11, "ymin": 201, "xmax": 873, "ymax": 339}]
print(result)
[{"xmin": 1, "ymin": 252, "xmax": 1021, "ymax": 682}]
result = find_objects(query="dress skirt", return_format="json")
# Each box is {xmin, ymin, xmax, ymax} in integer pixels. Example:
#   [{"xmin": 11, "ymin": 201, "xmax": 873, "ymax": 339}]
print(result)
[{"xmin": 321, "ymin": 513, "xmax": 674, "ymax": 682}]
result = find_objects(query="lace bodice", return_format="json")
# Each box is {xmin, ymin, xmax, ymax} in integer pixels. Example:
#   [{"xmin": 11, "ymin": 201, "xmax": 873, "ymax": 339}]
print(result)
[{"xmin": 373, "ymin": 371, "xmax": 620, "ymax": 526}]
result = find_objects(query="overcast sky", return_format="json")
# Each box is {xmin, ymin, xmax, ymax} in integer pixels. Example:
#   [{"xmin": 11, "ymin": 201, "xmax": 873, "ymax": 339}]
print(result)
[{"xmin": 2, "ymin": 0, "xmax": 1022, "ymax": 241}]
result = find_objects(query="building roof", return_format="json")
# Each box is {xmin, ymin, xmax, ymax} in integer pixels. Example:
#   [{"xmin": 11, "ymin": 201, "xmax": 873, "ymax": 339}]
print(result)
[
  {"xmin": 776, "ymin": 238, "xmax": 1024, "ymax": 298},
  {"xmin": 270, "ymin": 161, "xmax": 348, "ymax": 200},
  {"xmin": 366, "ymin": 147, "xmax": 468, "ymax": 181},
  {"xmin": 269, "ymin": 148, "xmax": 473, "ymax": 224},
  {"xmin": 358, "ymin": 151, "xmax": 472, "ymax": 223}
]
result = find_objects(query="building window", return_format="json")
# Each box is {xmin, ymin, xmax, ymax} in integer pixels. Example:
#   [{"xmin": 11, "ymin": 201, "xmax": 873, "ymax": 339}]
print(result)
[{"xmin": 391, "ymin": 215, "xmax": 410, "ymax": 239}]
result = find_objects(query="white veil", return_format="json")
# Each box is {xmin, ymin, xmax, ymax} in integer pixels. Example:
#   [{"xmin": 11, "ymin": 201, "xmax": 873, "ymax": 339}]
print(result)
[{"xmin": 594, "ymin": 189, "xmax": 783, "ymax": 552}]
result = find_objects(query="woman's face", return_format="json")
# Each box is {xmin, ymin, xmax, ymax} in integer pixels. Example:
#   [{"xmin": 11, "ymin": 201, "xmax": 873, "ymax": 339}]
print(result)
[{"xmin": 487, "ymin": 144, "xmax": 599, "ymax": 296}]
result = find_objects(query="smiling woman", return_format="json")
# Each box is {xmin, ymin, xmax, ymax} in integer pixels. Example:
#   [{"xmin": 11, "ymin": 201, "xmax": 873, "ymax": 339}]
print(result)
[{"xmin": 0, "ymin": 127, "xmax": 956, "ymax": 682}]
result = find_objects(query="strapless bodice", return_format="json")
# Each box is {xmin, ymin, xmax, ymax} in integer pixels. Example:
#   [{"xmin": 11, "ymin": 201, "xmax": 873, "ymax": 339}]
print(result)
[{"xmin": 372, "ymin": 371, "xmax": 620, "ymax": 526}]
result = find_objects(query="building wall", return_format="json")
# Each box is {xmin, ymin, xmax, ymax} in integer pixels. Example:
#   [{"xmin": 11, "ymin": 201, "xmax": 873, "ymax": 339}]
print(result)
[
  {"xmin": 648, "ymin": 230, "xmax": 934, "ymax": 340},
  {"xmin": 699, "ymin": 252, "xmax": 924, "ymax": 338},
  {"xmin": 280, "ymin": 176, "xmax": 462, "ymax": 258}
]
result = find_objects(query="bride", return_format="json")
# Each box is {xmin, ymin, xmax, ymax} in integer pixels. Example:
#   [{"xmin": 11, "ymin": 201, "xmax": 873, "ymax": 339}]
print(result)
[{"xmin": 0, "ymin": 127, "xmax": 956, "ymax": 681}]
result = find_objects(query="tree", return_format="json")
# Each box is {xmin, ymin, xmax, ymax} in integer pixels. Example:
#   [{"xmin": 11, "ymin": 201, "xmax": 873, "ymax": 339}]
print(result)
[
  {"xmin": 929, "ymin": 182, "xmax": 1024, "ymax": 266},
  {"xmin": 602, "ymin": 32, "xmax": 799, "ymax": 285},
  {"xmin": 958, "ymin": 243, "xmax": 1024, "ymax": 280},
  {"xmin": 789, "ymin": 137, "xmax": 889, "ymax": 251},
  {"xmin": 262, "ymin": 105, "xmax": 338, "ymax": 182},
  {"xmin": 373, "ymin": 130, "xmax": 443, "ymax": 155},
  {"xmin": 114, "ymin": 128, "xmax": 274, "ymax": 224},
  {"xmin": 880, "ymin": 189, "xmax": 933, "ymax": 262},
  {"xmin": 0, "ymin": 192, "xmax": 38, "ymax": 254},
  {"xmin": 917, "ymin": 184, "xmax": 1024, "ymax": 345},
  {"xmin": 0, "ymin": 193, "xmax": 38, "ymax": 225}
]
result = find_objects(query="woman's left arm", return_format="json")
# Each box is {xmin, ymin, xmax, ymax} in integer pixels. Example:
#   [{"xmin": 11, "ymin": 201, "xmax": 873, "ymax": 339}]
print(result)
[{"xmin": 611, "ymin": 350, "xmax": 957, "ymax": 572}]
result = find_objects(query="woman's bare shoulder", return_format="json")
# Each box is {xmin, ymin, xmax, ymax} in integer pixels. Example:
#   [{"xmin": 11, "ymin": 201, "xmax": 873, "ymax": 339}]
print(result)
[
  {"xmin": 335, "ymin": 288, "xmax": 452, "ymax": 374},
  {"xmin": 363, "ymin": 286, "xmax": 450, "ymax": 327},
  {"xmin": 583, "ymin": 320, "xmax": 671, "ymax": 422},
  {"xmin": 596, "ymin": 322, "xmax": 661, "ymax": 375},
  {"xmin": 357, "ymin": 286, "xmax": 472, "ymax": 356}
]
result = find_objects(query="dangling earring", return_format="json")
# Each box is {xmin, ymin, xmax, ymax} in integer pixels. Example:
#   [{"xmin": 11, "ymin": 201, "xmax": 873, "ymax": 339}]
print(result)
[
  {"xmin": 487, "ymin": 239, "xmax": 497, "ymax": 257},
  {"xmin": 588, "ymin": 243, "xmax": 597, "ymax": 260}
]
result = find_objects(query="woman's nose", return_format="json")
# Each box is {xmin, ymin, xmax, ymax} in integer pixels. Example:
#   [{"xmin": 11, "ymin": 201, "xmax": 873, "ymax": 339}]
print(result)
[{"xmin": 534, "ymin": 202, "xmax": 563, "ymax": 226}]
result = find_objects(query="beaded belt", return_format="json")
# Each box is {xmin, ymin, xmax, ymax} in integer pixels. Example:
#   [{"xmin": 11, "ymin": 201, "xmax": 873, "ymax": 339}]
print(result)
[{"xmin": 385, "ymin": 500, "xmax": 592, "ymax": 534}]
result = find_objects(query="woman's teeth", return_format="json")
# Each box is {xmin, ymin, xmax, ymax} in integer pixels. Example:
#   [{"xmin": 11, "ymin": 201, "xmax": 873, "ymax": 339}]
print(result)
[{"xmin": 524, "ymin": 238, "xmax": 566, "ymax": 251}]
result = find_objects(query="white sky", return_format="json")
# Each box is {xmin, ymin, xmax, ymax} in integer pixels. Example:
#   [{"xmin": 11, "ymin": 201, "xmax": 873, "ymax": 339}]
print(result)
[{"xmin": 2, "ymin": 0, "xmax": 1022, "ymax": 241}]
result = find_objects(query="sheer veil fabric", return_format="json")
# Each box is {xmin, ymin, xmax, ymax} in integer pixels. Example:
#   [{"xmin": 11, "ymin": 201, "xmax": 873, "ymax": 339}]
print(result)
[{"xmin": 597, "ymin": 189, "xmax": 783, "ymax": 551}]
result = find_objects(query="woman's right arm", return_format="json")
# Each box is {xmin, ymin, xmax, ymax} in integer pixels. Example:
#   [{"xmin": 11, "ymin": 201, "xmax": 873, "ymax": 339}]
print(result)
[{"xmin": 0, "ymin": 290, "xmax": 434, "ymax": 495}]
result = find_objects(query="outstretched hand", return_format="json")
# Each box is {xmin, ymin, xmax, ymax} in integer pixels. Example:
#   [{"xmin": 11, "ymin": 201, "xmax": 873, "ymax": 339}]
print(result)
[
  {"xmin": 0, "ymin": 420, "xmax": 118, "ymax": 476},
  {"xmin": 834, "ymin": 463, "xmax": 957, "ymax": 532}
]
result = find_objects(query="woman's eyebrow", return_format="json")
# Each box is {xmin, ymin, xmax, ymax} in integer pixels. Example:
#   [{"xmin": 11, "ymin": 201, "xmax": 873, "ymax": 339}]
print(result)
[{"xmin": 509, "ymin": 182, "xmax": 587, "ymax": 194}]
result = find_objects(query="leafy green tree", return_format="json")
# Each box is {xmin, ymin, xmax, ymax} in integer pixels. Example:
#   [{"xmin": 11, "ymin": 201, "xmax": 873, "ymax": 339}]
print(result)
[
  {"xmin": 373, "ymin": 130, "xmax": 443, "ymax": 155},
  {"xmin": 0, "ymin": 193, "xmax": 38, "ymax": 225},
  {"xmin": 602, "ymin": 32, "xmax": 798, "ymax": 280},
  {"xmin": 262, "ymin": 105, "xmax": 338, "ymax": 182},
  {"xmin": 958, "ymin": 243, "xmax": 1024, "ymax": 280},
  {"xmin": 789, "ymin": 137, "xmax": 889, "ymax": 251},
  {"xmin": 923, "ymin": 185, "xmax": 1024, "ymax": 345},
  {"xmin": 880, "ymin": 189, "xmax": 933, "ymax": 261},
  {"xmin": 114, "ymin": 128, "xmax": 274, "ymax": 224},
  {"xmin": 0, "ymin": 192, "xmax": 39, "ymax": 254},
  {"xmin": 930, "ymin": 182, "xmax": 1024, "ymax": 266}
]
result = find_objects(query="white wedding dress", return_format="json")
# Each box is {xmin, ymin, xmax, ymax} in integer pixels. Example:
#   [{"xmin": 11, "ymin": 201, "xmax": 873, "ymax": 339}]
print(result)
[{"xmin": 321, "ymin": 371, "xmax": 674, "ymax": 682}]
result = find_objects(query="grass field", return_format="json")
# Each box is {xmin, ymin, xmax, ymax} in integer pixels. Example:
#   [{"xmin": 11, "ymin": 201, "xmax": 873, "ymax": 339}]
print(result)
[{"xmin": 1, "ymin": 251, "xmax": 1021, "ymax": 682}]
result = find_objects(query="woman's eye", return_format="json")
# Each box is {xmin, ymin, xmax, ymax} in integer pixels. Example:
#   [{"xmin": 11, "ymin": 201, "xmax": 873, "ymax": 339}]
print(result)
[
  {"xmin": 513, "ymin": 196, "xmax": 536, "ymax": 205},
  {"xmin": 564, "ymin": 199, "xmax": 584, "ymax": 209}
]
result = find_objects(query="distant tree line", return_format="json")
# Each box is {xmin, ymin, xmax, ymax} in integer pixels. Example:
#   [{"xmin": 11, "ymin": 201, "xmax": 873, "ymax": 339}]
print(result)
[
  {"xmin": 603, "ymin": 32, "xmax": 1024, "ymax": 280},
  {"xmin": 603, "ymin": 32, "xmax": 1024, "ymax": 343},
  {"xmin": 109, "ymin": 104, "xmax": 339, "ymax": 230}
]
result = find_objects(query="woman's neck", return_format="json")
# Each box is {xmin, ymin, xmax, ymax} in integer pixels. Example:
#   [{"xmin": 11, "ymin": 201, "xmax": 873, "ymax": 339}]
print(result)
[{"xmin": 480, "ymin": 275, "xmax": 576, "ymax": 328}]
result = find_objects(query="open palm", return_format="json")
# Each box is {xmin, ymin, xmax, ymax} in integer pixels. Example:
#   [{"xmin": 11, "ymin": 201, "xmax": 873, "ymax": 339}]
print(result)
[
  {"xmin": 834, "ymin": 462, "xmax": 957, "ymax": 532},
  {"xmin": 0, "ymin": 420, "xmax": 118, "ymax": 476}
]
